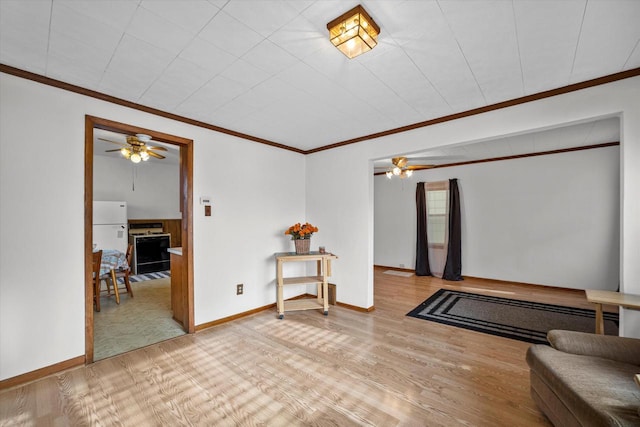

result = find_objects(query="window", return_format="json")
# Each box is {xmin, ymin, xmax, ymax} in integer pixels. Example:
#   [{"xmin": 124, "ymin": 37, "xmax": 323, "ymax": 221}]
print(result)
[{"xmin": 426, "ymin": 183, "xmax": 448, "ymax": 246}]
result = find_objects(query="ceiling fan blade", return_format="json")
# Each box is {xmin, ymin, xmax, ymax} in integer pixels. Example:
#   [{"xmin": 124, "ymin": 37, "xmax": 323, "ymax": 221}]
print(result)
[
  {"xmin": 105, "ymin": 148, "xmax": 124, "ymax": 152},
  {"xmin": 146, "ymin": 145, "xmax": 168, "ymax": 151},
  {"xmin": 406, "ymin": 164, "xmax": 436, "ymax": 170},
  {"xmin": 98, "ymin": 137, "xmax": 125, "ymax": 145},
  {"xmin": 147, "ymin": 151, "xmax": 165, "ymax": 159},
  {"xmin": 407, "ymin": 155, "xmax": 467, "ymax": 163}
]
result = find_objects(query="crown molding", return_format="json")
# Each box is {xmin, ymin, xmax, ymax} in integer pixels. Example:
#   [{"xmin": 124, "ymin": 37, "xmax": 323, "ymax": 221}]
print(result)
[
  {"xmin": 309, "ymin": 68, "xmax": 640, "ymax": 154},
  {"xmin": 2, "ymin": 63, "xmax": 638, "ymax": 155},
  {"xmin": 0, "ymin": 63, "xmax": 303, "ymax": 154}
]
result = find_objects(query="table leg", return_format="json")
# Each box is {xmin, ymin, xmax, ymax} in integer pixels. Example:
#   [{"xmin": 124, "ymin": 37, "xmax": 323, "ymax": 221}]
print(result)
[
  {"xmin": 276, "ymin": 259, "xmax": 284, "ymax": 318},
  {"xmin": 316, "ymin": 260, "xmax": 322, "ymax": 303},
  {"xmin": 110, "ymin": 268, "xmax": 120, "ymax": 304},
  {"xmin": 322, "ymin": 257, "xmax": 329, "ymax": 315},
  {"xmin": 594, "ymin": 302, "xmax": 604, "ymax": 334}
]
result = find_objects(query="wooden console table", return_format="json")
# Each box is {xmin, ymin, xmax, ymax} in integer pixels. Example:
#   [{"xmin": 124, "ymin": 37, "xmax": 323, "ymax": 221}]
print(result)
[
  {"xmin": 275, "ymin": 252, "xmax": 337, "ymax": 319},
  {"xmin": 585, "ymin": 289, "xmax": 640, "ymax": 334}
]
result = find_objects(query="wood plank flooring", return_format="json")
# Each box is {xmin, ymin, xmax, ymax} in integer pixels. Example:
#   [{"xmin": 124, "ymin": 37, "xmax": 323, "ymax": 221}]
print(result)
[{"xmin": 1, "ymin": 269, "xmax": 596, "ymax": 426}]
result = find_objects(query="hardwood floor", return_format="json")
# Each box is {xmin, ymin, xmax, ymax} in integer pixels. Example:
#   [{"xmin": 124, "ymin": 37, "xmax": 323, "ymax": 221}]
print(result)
[{"xmin": 1, "ymin": 269, "xmax": 595, "ymax": 426}]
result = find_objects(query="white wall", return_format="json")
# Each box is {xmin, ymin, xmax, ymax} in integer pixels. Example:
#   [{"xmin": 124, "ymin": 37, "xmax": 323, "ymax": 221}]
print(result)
[
  {"xmin": 307, "ymin": 144, "xmax": 376, "ymax": 309},
  {"xmin": 191, "ymin": 133, "xmax": 309, "ymax": 324},
  {"xmin": 306, "ymin": 76, "xmax": 640, "ymax": 337},
  {"xmin": 0, "ymin": 73, "xmax": 306, "ymax": 381},
  {"xmin": 374, "ymin": 176, "xmax": 417, "ymax": 270},
  {"xmin": 94, "ymin": 155, "xmax": 181, "ymax": 219},
  {"xmin": 374, "ymin": 146, "xmax": 620, "ymax": 290},
  {"xmin": 1, "ymin": 72, "xmax": 639, "ymax": 382}
]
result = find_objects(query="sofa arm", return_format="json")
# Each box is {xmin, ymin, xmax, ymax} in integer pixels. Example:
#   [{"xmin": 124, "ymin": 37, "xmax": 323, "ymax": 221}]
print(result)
[{"xmin": 548, "ymin": 330, "xmax": 640, "ymax": 366}]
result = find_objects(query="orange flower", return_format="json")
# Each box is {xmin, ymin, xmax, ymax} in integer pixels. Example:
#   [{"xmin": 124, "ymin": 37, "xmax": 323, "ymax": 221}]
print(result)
[{"xmin": 284, "ymin": 222, "xmax": 319, "ymax": 240}]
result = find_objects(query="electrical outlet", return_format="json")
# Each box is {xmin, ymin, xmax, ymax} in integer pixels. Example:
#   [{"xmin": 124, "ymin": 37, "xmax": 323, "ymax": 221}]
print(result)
[
  {"xmin": 236, "ymin": 284, "xmax": 243, "ymax": 295},
  {"xmin": 399, "ymin": 263, "xmax": 405, "ymax": 268}
]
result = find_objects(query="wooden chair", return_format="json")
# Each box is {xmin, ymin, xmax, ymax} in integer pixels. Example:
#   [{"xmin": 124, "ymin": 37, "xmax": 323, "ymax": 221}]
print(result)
[
  {"xmin": 92, "ymin": 250, "xmax": 103, "ymax": 312},
  {"xmin": 104, "ymin": 244, "xmax": 134, "ymax": 300}
]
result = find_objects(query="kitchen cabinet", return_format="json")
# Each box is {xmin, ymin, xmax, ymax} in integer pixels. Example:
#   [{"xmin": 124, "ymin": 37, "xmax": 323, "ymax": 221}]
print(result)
[{"xmin": 168, "ymin": 247, "xmax": 185, "ymax": 326}]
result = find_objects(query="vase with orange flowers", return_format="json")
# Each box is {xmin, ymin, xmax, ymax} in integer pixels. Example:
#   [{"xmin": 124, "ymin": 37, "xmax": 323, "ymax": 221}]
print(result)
[{"xmin": 285, "ymin": 222, "xmax": 318, "ymax": 254}]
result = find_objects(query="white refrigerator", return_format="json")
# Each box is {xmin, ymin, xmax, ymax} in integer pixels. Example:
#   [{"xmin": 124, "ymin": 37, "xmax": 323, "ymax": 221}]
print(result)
[{"xmin": 93, "ymin": 201, "xmax": 128, "ymax": 253}]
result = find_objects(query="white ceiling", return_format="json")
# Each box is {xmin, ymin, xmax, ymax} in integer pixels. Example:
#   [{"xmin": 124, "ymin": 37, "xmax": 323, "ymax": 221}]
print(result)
[{"xmin": 1, "ymin": 0, "xmax": 638, "ymax": 154}]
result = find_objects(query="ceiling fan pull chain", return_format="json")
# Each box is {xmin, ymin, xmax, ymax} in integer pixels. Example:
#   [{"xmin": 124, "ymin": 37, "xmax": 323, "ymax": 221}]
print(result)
[{"xmin": 132, "ymin": 163, "xmax": 136, "ymax": 191}]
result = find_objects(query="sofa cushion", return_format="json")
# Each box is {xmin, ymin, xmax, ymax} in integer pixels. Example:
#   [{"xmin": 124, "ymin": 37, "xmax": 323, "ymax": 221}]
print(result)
[
  {"xmin": 548, "ymin": 330, "xmax": 640, "ymax": 366},
  {"xmin": 527, "ymin": 345, "xmax": 640, "ymax": 426}
]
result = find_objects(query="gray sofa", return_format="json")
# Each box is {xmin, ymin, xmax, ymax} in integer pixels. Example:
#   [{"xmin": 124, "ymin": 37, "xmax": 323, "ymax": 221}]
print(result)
[{"xmin": 526, "ymin": 330, "xmax": 640, "ymax": 426}]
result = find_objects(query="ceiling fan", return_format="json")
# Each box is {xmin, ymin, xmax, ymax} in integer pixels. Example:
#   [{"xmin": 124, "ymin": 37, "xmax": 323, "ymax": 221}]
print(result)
[
  {"xmin": 383, "ymin": 156, "xmax": 436, "ymax": 179},
  {"xmin": 99, "ymin": 133, "xmax": 167, "ymax": 163}
]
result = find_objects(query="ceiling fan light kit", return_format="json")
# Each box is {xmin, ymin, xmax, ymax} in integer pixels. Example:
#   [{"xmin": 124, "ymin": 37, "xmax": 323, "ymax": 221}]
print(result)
[
  {"xmin": 386, "ymin": 157, "xmax": 414, "ymax": 179},
  {"xmin": 327, "ymin": 4, "xmax": 380, "ymax": 59},
  {"xmin": 386, "ymin": 169, "xmax": 413, "ymax": 179},
  {"xmin": 122, "ymin": 151, "xmax": 146, "ymax": 163}
]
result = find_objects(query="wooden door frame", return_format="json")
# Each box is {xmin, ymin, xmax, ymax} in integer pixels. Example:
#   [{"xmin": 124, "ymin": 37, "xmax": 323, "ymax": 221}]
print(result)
[{"xmin": 84, "ymin": 115, "xmax": 194, "ymax": 363}]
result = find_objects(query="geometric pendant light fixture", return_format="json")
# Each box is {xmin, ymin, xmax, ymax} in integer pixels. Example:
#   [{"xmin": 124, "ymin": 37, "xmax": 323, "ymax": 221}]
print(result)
[{"xmin": 327, "ymin": 4, "xmax": 380, "ymax": 59}]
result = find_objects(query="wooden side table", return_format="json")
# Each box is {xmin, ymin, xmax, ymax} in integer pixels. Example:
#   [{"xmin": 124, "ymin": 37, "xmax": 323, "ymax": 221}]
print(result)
[
  {"xmin": 585, "ymin": 290, "xmax": 640, "ymax": 334},
  {"xmin": 275, "ymin": 252, "xmax": 338, "ymax": 319}
]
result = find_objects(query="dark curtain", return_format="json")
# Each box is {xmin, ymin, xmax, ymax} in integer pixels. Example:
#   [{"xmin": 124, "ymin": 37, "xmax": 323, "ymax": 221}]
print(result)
[
  {"xmin": 415, "ymin": 182, "xmax": 431, "ymax": 276},
  {"xmin": 442, "ymin": 178, "xmax": 463, "ymax": 281}
]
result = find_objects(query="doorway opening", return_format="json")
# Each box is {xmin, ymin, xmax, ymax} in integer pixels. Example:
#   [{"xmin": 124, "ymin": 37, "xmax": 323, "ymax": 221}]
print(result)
[{"xmin": 84, "ymin": 116, "xmax": 194, "ymax": 363}]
